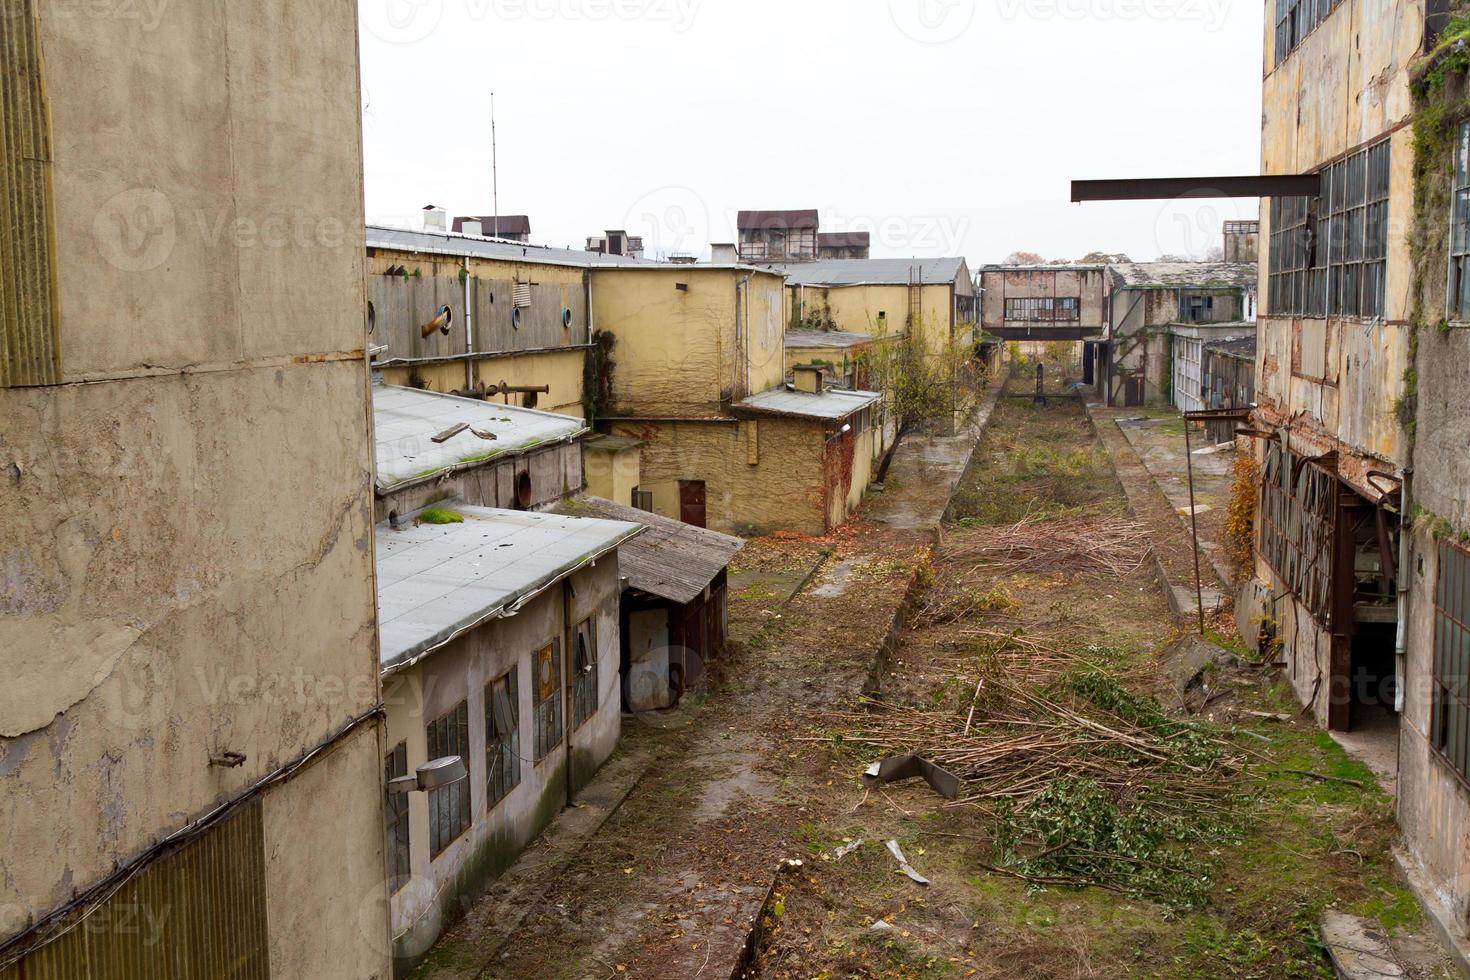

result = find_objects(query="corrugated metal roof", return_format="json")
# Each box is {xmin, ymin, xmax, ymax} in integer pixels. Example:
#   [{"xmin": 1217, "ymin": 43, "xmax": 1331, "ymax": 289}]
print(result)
[
  {"xmin": 373, "ymin": 384, "xmax": 586, "ymax": 493},
  {"xmin": 553, "ymin": 495, "xmax": 743, "ymax": 604},
  {"xmin": 1109, "ymin": 261, "xmax": 1257, "ymax": 289},
  {"xmin": 784, "ymin": 329, "xmax": 877, "ymax": 350},
  {"xmin": 773, "ymin": 257, "xmax": 968, "ymax": 287},
  {"xmin": 738, "ymin": 209, "xmax": 819, "ymax": 231},
  {"xmin": 376, "ymin": 506, "xmax": 642, "ymax": 672},
  {"xmin": 367, "ymin": 224, "xmax": 655, "ymax": 268},
  {"xmin": 734, "ymin": 386, "xmax": 881, "ymax": 420},
  {"xmin": 452, "ymin": 214, "xmax": 531, "ymax": 235}
]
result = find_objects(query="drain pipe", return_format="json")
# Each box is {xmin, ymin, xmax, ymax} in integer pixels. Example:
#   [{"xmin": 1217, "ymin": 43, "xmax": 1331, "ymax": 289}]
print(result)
[
  {"xmin": 463, "ymin": 257, "xmax": 475, "ymax": 391},
  {"xmin": 1394, "ymin": 467, "xmax": 1413, "ymax": 714}
]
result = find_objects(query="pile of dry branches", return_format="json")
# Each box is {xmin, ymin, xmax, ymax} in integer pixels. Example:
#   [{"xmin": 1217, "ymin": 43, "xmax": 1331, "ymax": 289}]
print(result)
[{"xmin": 947, "ymin": 514, "xmax": 1152, "ymax": 577}]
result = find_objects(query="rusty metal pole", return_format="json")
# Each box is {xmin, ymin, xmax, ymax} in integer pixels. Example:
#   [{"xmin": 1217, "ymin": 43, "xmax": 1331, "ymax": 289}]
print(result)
[{"xmin": 1183, "ymin": 417, "xmax": 1206, "ymax": 635}]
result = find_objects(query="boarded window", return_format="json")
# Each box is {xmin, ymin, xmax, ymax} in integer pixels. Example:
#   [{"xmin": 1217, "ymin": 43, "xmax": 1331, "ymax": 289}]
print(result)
[
  {"xmin": 426, "ymin": 702, "xmax": 471, "ymax": 857},
  {"xmin": 1259, "ymin": 442, "xmax": 1336, "ymax": 624},
  {"xmin": 0, "ymin": 0, "xmax": 61, "ymax": 387},
  {"xmin": 485, "ymin": 669, "xmax": 521, "ymax": 809},
  {"xmin": 1432, "ymin": 542, "xmax": 1470, "ymax": 787},
  {"xmin": 0, "ymin": 800, "xmax": 268, "ymax": 977},
  {"xmin": 384, "ymin": 741, "xmax": 411, "ymax": 891},
  {"xmin": 631, "ymin": 487, "xmax": 654, "ymax": 512},
  {"xmin": 533, "ymin": 641, "xmax": 563, "ymax": 762},
  {"xmin": 572, "ymin": 618, "xmax": 599, "ymax": 729}
]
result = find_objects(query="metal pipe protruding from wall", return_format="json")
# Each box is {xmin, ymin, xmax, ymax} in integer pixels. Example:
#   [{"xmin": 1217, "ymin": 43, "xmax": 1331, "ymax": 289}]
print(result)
[{"xmin": 1394, "ymin": 467, "xmax": 1413, "ymax": 714}]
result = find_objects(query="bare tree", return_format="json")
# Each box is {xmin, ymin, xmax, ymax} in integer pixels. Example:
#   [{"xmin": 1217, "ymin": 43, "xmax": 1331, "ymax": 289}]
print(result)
[{"xmin": 1003, "ymin": 250, "xmax": 1045, "ymax": 265}]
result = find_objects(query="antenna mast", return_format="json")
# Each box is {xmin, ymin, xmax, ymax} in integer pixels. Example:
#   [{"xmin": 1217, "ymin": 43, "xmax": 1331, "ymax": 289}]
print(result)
[{"xmin": 490, "ymin": 92, "xmax": 499, "ymax": 239}]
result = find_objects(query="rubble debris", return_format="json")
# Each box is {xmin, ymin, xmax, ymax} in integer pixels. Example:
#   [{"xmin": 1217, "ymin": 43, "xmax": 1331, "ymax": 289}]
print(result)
[
  {"xmin": 862, "ymin": 754, "xmax": 961, "ymax": 800},
  {"xmin": 885, "ymin": 840, "xmax": 930, "ymax": 886},
  {"xmin": 830, "ymin": 840, "xmax": 863, "ymax": 861},
  {"xmin": 431, "ymin": 422, "xmax": 469, "ymax": 443}
]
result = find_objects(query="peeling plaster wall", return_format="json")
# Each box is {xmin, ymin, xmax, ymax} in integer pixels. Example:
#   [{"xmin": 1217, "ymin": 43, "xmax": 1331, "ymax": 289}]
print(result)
[
  {"xmin": 592, "ymin": 268, "xmax": 786, "ymax": 416},
  {"xmin": 0, "ymin": 1, "xmax": 388, "ymax": 970},
  {"xmin": 608, "ymin": 418, "xmax": 835, "ymax": 535},
  {"xmin": 381, "ymin": 561, "xmax": 620, "ymax": 966}
]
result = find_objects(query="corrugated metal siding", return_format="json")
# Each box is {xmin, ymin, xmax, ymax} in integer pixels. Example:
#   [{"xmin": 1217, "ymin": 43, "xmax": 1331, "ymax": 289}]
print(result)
[
  {"xmin": 0, "ymin": 800, "xmax": 270, "ymax": 980},
  {"xmin": 0, "ymin": 0, "xmax": 61, "ymax": 386},
  {"xmin": 368, "ymin": 274, "xmax": 588, "ymax": 364}
]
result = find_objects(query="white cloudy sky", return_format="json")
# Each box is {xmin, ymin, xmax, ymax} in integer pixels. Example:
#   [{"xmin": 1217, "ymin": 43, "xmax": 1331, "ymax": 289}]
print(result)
[{"xmin": 359, "ymin": 0, "xmax": 1263, "ymax": 263}]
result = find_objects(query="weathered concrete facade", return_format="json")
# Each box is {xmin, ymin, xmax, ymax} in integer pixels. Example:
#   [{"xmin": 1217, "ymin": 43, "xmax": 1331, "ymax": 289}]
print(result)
[
  {"xmin": 0, "ymin": 2, "xmax": 389, "ymax": 976},
  {"xmin": 979, "ymin": 265, "xmax": 1111, "ymax": 341}
]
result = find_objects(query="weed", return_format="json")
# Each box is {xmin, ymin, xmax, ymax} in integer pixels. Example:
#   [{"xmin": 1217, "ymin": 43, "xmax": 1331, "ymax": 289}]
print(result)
[{"xmin": 418, "ymin": 507, "xmax": 464, "ymax": 524}]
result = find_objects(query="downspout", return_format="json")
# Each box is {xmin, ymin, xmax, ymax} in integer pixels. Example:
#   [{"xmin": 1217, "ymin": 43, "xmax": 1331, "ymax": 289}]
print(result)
[
  {"xmin": 562, "ymin": 577, "xmax": 576, "ymax": 805},
  {"xmin": 463, "ymin": 257, "xmax": 475, "ymax": 390},
  {"xmin": 1394, "ymin": 467, "xmax": 1413, "ymax": 713}
]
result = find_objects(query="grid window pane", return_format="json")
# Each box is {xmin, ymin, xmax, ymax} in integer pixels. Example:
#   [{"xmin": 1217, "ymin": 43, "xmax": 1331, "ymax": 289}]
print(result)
[
  {"xmin": 533, "ymin": 641, "xmax": 564, "ymax": 762},
  {"xmin": 1435, "ymin": 542, "xmax": 1470, "ymax": 787},
  {"xmin": 384, "ymin": 742, "xmax": 411, "ymax": 891},
  {"xmin": 427, "ymin": 702, "xmax": 471, "ymax": 857},
  {"xmin": 485, "ymin": 669, "xmax": 521, "ymax": 809},
  {"xmin": 1003, "ymin": 297, "xmax": 1080, "ymax": 321},
  {"xmin": 1451, "ymin": 123, "xmax": 1470, "ymax": 320}
]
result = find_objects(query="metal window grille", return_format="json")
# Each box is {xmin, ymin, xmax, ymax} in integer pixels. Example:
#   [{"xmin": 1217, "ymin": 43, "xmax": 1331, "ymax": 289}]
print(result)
[
  {"xmin": 384, "ymin": 742, "xmax": 411, "ymax": 891},
  {"xmin": 1258, "ymin": 442, "xmax": 1336, "ymax": 624},
  {"xmin": 1450, "ymin": 123, "xmax": 1470, "ymax": 319},
  {"xmin": 426, "ymin": 702, "xmax": 471, "ymax": 857},
  {"xmin": 1003, "ymin": 297, "xmax": 1080, "ymax": 321},
  {"xmin": 572, "ymin": 618, "xmax": 598, "ymax": 729},
  {"xmin": 485, "ymin": 670, "xmax": 521, "ymax": 809},
  {"xmin": 1267, "ymin": 194, "xmax": 1324, "ymax": 316},
  {"xmin": 533, "ymin": 641, "xmax": 563, "ymax": 762},
  {"xmin": 1432, "ymin": 542, "xmax": 1470, "ymax": 787}
]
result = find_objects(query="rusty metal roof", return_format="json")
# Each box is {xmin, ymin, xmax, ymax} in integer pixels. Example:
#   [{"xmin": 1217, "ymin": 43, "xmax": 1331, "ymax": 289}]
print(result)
[
  {"xmin": 553, "ymin": 495, "xmax": 743, "ymax": 605},
  {"xmin": 737, "ymin": 209, "xmax": 819, "ymax": 231},
  {"xmin": 376, "ymin": 506, "xmax": 642, "ymax": 672}
]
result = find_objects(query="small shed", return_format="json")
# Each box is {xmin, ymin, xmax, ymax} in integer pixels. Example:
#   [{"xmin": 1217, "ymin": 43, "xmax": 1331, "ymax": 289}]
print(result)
[{"xmin": 554, "ymin": 495, "xmax": 744, "ymax": 712}]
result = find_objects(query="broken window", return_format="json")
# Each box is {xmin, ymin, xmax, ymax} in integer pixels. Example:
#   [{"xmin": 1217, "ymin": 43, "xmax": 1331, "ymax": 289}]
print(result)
[
  {"xmin": 1268, "ymin": 194, "xmax": 1324, "ymax": 316},
  {"xmin": 1450, "ymin": 122, "xmax": 1470, "ymax": 320},
  {"xmin": 1003, "ymin": 297, "xmax": 1080, "ymax": 321},
  {"xmin": 383, "ymin": 741, "xmax": 411, "ymax": 891},
  {"xmin": 1259, "ymin": 441, "xmax": 1335, "ymax": 624},
  {"xmin": 533, "ymin": 641, "xmax": 563, "ymax": 762},
  {"xmin": 1180, "ymin": 294, "xmax": 1215, "ymax": 323},
  {"xmin": 572, "ymin": 618, "xmax": 599, "ymax": 729},
  {"xmin": 485, "ymin": 669, "xmax": 521, "ymax": 809},
  {"xmin": 1433, "ymin": 542, "xmax": 1470, "ymax": 787},
  {"xmin": 426, "ymin": 702, "xmax": 472, "ymax": 857}
]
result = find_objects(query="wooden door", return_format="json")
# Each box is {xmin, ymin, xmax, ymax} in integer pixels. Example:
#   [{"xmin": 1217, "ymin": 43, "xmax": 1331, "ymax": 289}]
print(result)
[{"xmin": 678, "ymin": 480, "xmax": 706, "ymax": 528}]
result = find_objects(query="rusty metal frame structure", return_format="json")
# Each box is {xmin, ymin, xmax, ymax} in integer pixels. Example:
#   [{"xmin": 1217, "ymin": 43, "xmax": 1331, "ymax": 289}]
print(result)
[{"xmin": 1070, "ymin": 174, "xmax": 1321, "ymax": 203}]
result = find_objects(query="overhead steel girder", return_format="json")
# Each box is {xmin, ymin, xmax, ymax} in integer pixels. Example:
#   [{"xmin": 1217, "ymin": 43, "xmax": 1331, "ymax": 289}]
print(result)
[{"xmin": 1070, "ymin": 174, "xmax": 1320, "ymax": 203}]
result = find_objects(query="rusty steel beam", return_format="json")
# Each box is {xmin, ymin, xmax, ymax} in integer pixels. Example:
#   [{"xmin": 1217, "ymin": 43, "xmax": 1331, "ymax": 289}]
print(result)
[{"xmin": 1070, "ymin": 174, "xmax": 1320, "ymax": 203}]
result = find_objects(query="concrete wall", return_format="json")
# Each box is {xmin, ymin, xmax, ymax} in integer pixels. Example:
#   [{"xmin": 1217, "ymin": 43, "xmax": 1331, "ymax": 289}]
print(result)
[
  {"xmin": 0, "ymin": 1, "xmax": 389, "ymax": 974},
  {"xmin": 608, "ymin": 417, "xmax": 842, "ymax": 535},
  {"xmin": 585, "ymin": 445, "xmax": 641, "ymax": 505},
  {"xmin": 593, "ymin": 267, "xmax": 786, "ymax": 416},
  {"xmin": 381, "ymin": 560, "xmax": 621, "ymax": 965},
  {"xmin": 980, "ymin": 267, "xmax": 1110, "ymax": 334},
  {"xmin": 788, "ymin": 282, "xmax": 965, "ymax": 355}
]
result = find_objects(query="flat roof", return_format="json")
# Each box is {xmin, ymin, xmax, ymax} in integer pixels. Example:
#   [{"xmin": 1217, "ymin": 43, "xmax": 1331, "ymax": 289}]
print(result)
[
  {"xmin": 1110, "ymin": 261, "xmax": 1257, "ymax": 289},
  {"xmin": 734, "ymin": 386, "xmax": 881, "ymax": 421},
  {"xmin": 773, "ymin": 257, "xmax": 967, "ymax": 287},
  {"xmin": 374, "ymin": 385, "xmax": 586, "ymax": 493},
  {"xmin": 784, "ymin": 329, "xmax": 877, "ymax": 350},
  {"xmin": 376, "ymin": 506, "xmax": 642, "ymax": 672},
  {"xmin": 553, "ymin": 495, "xmax": 743, "ymax": 605},
  {"xmin": 582, "ymin": 434, "xmax": 644, "ymax": 453}
]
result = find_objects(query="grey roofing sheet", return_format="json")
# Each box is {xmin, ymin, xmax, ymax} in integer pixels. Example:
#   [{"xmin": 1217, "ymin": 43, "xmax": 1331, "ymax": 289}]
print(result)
[
  {"xmin": 553, "ymin": 495, "xmax": 743, "ymax": 604},
  {"xmin": 1205, "ymin": 335, "xmax": 1258, "ymax": 359},
  {"xmin": 376, "ymin": 506, "xmax": 642, "ymax": 672},
  {"xmin": 784, "ymin": 329, "xmax": 878, "ymax": 350},
  {"xmin": 1109, "ymin": 261, "xmax": 1257, "ymax": 289},
  {"xmin": 373, "ymin": 384, "xmax": 585, "ymax": 492},
  {"xmin": 735, "ymin": 386, "xmax": 881, "ymax": 420},
  {"xmin": 772, "ymin": 257, "xmax": 966, "ymax": 286},
  {"xmin": 367, "ymin": 224, "xmax": 655, "ymax": 268}
]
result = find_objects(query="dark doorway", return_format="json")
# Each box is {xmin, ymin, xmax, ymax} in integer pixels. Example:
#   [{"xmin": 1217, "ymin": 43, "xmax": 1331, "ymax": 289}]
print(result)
[
  {"xmin": 678, "ymin": 480, "xmax": 706, "ymax": 528},
  {"xmin": 1082, "ymin": 341, "xmax": 1097, "ymax": 385},
  {"xmin": 1123, "ymin": 376, "xmax": 1145, "ymax": 407}
]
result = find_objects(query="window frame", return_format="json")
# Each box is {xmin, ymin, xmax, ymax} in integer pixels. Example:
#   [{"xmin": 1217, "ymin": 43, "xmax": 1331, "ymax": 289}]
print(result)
[
  {"xmin": 426, "ymin": 701, "xmax": 472, "ymax": 858},
  {"xmin": 384, "ymin": 741, "xmax": 411, "ymax": 892},
  {"xmin": 1449, "ymin": 121, "xmax": 1470, "ymax": 321},
  {"xmin": 572, "ymin": 617, "xmax": 599, "ymax": 730},
  {"xmin": 533, "ymin": 640, "xmax": 564, "ymax": 762},
  {"xmin": 485, "ymin": 669, "xmax": 521, "ymax": 810},
  {"xmin": 1002, "ymin": 296, "xmax": 1081, "ymax": 322},
  {"xmin": 1432, "ymin": 541, "xmax": 1470, "ymax": 789}
]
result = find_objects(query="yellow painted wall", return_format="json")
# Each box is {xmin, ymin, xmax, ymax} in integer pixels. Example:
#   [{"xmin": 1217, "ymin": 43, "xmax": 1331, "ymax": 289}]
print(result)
[
  {"xmin": 378, "ymin": 348, "xmax": 587, "ymax": 418},
  {"xmin": 585, "ymin": 445, "xmax": 641, "ymax": 504},
  {"xmin": 591, "ymin": 267, "xmax": 786, "ymax": 415},
  {"xmin": 611, "ymin": 417, "xmax": 863, "ymax": 535},
  {"xmin": 788, "ymin": 282, "xmax": 972, "ymax": 356}
]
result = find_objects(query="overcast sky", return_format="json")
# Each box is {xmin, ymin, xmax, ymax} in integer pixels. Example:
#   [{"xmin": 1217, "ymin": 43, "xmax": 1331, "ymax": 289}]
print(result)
[{"xmin": 359, "ymin": 0, "xmax": 1264, "ymax": 264}]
